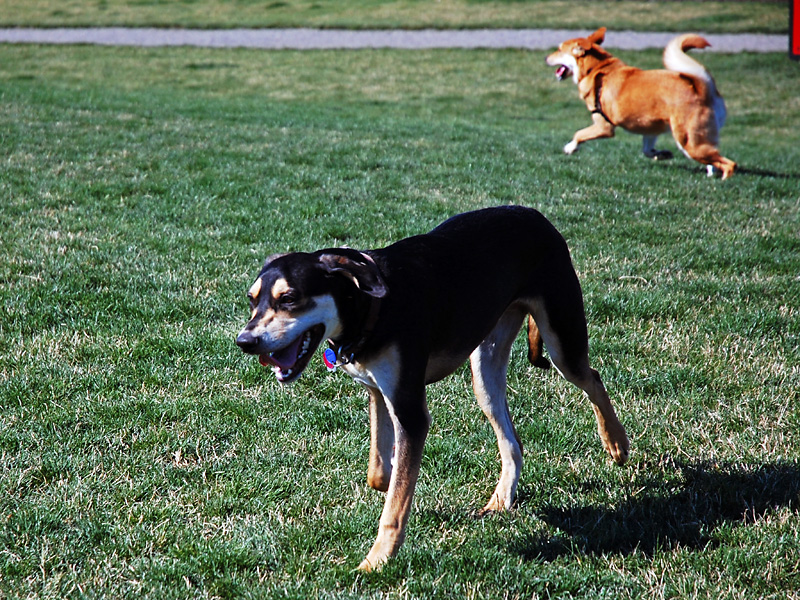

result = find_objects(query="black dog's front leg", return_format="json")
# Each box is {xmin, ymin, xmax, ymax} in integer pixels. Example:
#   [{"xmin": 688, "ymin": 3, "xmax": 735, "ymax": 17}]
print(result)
[
  {"xmin": 367, "ymin": 385, "xmax": 395, "ymax": 492},
  {"xmin": 359, "ymin": 383, "xmax": 430, "ymax": 572}
]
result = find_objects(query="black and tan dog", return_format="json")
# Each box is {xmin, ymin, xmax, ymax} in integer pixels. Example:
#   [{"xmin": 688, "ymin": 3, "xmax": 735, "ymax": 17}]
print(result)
[{"xmin": 236, "ymin": 206, "xmax": 629, "ymax": 571}]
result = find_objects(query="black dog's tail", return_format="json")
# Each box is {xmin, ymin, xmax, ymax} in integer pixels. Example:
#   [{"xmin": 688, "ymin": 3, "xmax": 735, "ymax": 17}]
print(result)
[{"xmin": 526, "ymin": 314, "xmax": 552, "ymax": 370}]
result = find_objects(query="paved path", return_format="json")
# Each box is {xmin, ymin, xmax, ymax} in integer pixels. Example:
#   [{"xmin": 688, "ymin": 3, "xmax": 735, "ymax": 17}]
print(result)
[{"xmin": 0, "ymin": 27, "xmax": 788, "ymax": 52}]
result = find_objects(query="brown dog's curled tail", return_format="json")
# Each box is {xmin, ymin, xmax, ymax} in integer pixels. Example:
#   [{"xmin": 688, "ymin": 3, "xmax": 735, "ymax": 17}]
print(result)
[
  {"xmin": 663, "ymin": 32, "xmax": 726, "ymax": 128},
  {"xmin": 663, "ymin": 33, "xmax": 713, "ymax": 84}
]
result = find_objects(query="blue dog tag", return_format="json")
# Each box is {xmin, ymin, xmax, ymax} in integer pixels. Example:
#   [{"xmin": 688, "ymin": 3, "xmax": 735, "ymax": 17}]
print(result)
[{"xmin": 323, "ymin": 348, "xmax": 337, "ymax": 371}]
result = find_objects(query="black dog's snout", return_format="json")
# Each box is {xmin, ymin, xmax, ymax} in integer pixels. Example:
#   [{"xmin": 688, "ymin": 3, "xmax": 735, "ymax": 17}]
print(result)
[{"xmin": 236, "ymin": 330, "xmax": 258, "ymax": 352}]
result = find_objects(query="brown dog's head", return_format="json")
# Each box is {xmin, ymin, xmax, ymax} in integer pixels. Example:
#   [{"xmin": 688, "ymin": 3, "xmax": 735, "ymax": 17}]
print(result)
[
  {"xmin": 545, "ymin": 27, "xmax": 608, "ymax": 84},
  {"xmin": 235, "ymin": 250, "xmax": 386, "ymax": 383}
]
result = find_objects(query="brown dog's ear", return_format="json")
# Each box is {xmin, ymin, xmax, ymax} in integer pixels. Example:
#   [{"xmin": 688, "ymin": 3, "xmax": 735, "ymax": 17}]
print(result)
[
  {"xmin": 588, "ymin": 27, "xmax": 606, "ymax": 45},
  {"xmin": 318, "ymin": 251, "xmax": 388, "ymax": 298},
  {"xmin": 571, "ymin": 34, "xmax": 598, "ymax": 57}
]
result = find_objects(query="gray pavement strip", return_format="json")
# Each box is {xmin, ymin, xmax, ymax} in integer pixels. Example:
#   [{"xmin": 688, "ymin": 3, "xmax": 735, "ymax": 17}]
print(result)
[{"xmin": 0, "ymin": 27, "xmax": 789, "ymax": 52}]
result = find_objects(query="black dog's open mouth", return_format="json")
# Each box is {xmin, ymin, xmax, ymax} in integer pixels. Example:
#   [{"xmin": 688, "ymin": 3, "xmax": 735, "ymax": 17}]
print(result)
[
  {"xmin": 554, "ymin": 64, "xmax": 572, "ymax": 81},
  {"xmin": 258, "ymin": 324, "xmax": 326, "ymax": 383}
]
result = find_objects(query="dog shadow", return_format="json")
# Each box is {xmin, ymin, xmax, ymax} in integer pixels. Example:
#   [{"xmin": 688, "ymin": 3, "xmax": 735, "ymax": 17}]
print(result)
[
  {"xmin": 511, "ymin": 459, "xmax": 800, "ymax": 560},
  {"xmin": 733, "ymin": 166, "xmax": 800, "ymax": 180},
  {"xmin": 667, "ymin": 163, "xmax": 800, "ymax": 180}
]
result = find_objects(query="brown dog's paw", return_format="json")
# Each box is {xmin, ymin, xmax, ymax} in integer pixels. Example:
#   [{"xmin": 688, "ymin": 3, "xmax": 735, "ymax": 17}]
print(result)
[{"xmin": 652, "ymin": 150, "xmax": 673, "ymax": 161}]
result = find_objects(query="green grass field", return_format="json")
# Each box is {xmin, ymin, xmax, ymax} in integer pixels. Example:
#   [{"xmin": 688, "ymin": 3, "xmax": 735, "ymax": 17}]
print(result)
[
  {"xmin": 1, "ymin": 35, "xmax": 799, "ymax": 600},
  {"xmin": 0, "ymin": 0, "xmax": 789, "ymax": 33}
]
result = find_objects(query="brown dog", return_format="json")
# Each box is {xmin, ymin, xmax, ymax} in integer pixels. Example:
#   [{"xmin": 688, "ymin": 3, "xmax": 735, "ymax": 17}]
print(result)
[
  {"xmin": 236, "ymin": 206, "xmax": 629, "ymax": 571},
  {"xmin": 546, "ymin": 27, "xmax": 736, "ymax": 179}
]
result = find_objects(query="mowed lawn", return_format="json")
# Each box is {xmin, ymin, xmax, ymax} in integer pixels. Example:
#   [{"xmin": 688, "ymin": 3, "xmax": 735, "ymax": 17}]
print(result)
[
  {"xmin": 1, "ymin": 41, "xmax": 799, "ymax": 599},
  {"xmin": 0, "ymin": 0, "xmax": 788, "ymax": 33}
]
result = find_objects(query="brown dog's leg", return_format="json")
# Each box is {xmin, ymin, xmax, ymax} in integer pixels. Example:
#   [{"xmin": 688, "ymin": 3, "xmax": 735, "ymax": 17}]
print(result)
[
  {"xmin": 367, "ymin": 386, "xmax": 395, "ymax": 492},
  {"xmin": 711, "ymin": 156, "xmax": 736, "ymax": 180},
  {"xmin": 642, "ymin": 135, "xmax": 673, "ymax": 160},
  {"xmin": 673, "ymin": 121, "xmax": 737, "ymax": 180},
  {"xmin": 358, "ymin": 388, "xmax": 430, "ymax": 572},
  {"xmin": 564, "ymin": 112, "xmax": 615, "ymax": 155},
  {"xmin": 699, "ymin": 148, "xmax": 737, "ymax": 180},
  {"xmin": 688, "ymin": 146, "xmax": 737, "ymax": 180},
  {"xmin": 682, "ymin": 141, "xmax": 737, "ymax": 180}
]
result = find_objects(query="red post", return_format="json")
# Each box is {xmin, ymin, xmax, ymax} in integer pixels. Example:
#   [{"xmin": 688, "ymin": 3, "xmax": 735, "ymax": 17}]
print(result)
[{"xmin": 793, "ymin": 0, "xmax": 800, "ymax": 59}]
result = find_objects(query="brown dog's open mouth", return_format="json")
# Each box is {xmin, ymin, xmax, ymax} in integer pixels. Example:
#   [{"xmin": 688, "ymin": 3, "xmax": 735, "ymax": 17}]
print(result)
[
  {"xmin": 555, "ymin": 64, "xmax": 572, "ymax": 81},
  {"xmin": 258, "ymin": 324, "xmax": 326, "ymax": 383}
]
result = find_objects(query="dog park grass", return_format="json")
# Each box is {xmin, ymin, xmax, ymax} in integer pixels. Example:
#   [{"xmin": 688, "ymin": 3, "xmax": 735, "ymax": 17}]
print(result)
[
  {"xmin": 1, "ymin": 40, "xmax": 799, "ymax": 598},
  {"xmin": 0, "ymin": 0, "xmax": 788, "ymax": 33}
]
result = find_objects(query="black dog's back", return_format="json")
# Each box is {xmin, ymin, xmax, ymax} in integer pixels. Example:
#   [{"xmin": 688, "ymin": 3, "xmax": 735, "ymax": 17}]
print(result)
[
  {"xmin": 363, "ymin": 206, "xmax": 584, "ymax": 380},
  {"xmin": 372, "ymin": 205, "xmax": 568, "ymax": 298}
]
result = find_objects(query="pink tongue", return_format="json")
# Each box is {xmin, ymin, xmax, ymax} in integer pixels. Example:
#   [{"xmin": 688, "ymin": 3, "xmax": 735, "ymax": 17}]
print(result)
[
  {"xmin": 259, "ymin": 336, "xmax": 302, "ymax": 370},
  {"xmin": 556, "ymin": 66, "xmax": 566, "ymax": 78}
]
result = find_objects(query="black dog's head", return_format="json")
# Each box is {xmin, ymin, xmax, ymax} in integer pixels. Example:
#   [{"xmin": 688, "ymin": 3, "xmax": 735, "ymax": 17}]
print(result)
[{"xmin": 235, "ymin": 249, "xmax": 387, "ymax": 383}]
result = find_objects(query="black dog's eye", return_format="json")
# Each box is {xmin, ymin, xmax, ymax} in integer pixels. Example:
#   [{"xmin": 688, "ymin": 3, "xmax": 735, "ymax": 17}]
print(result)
[
  {"xmin": 276, "ymin": 292, "xmax": 298, "ymax": 310},
  {"xmin": 247, "ymin": 292, "xmax": 257, "ymax": 308}
]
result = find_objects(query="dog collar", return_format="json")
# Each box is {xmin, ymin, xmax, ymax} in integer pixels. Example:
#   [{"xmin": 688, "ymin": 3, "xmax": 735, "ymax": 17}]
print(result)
[
  {"xmin": 325, "ymin": 251, "xmax": 384, "ymax": 369},
  {"xmin": 583, "ymin": 68, "xmax": 613, "ymax": 125},
  {"xmin": 325, "ymin": 295, "xmax": 382, "ymax": 368}
]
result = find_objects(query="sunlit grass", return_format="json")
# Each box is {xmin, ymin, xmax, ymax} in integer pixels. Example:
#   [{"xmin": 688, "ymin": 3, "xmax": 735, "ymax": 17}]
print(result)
[
  {"xmin": 0, "ymin": 0, "xmax": 788, "ymax": 33},
  {"xmin": 1, "ymin": 43, "xmax": 798, "ymax": 598}
]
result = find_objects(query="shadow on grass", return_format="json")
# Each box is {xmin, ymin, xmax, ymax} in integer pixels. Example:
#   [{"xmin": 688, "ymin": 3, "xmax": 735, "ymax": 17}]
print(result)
[
  {"xmin": 733, "ymin": 166, "xmax": 800, "ymax": 180},
  {"xmin": 512, "ymin": 459, "xmax": 800, "ymax": 560},
  {"xmin": 666, "ymin": 162, "xmax": 800, "ymax": 180}
]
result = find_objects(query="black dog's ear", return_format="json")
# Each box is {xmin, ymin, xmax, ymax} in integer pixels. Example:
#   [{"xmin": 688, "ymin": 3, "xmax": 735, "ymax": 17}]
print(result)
[{"xmin": 318, "ymin": 252, "xmax": 388, "ymax": 298}]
